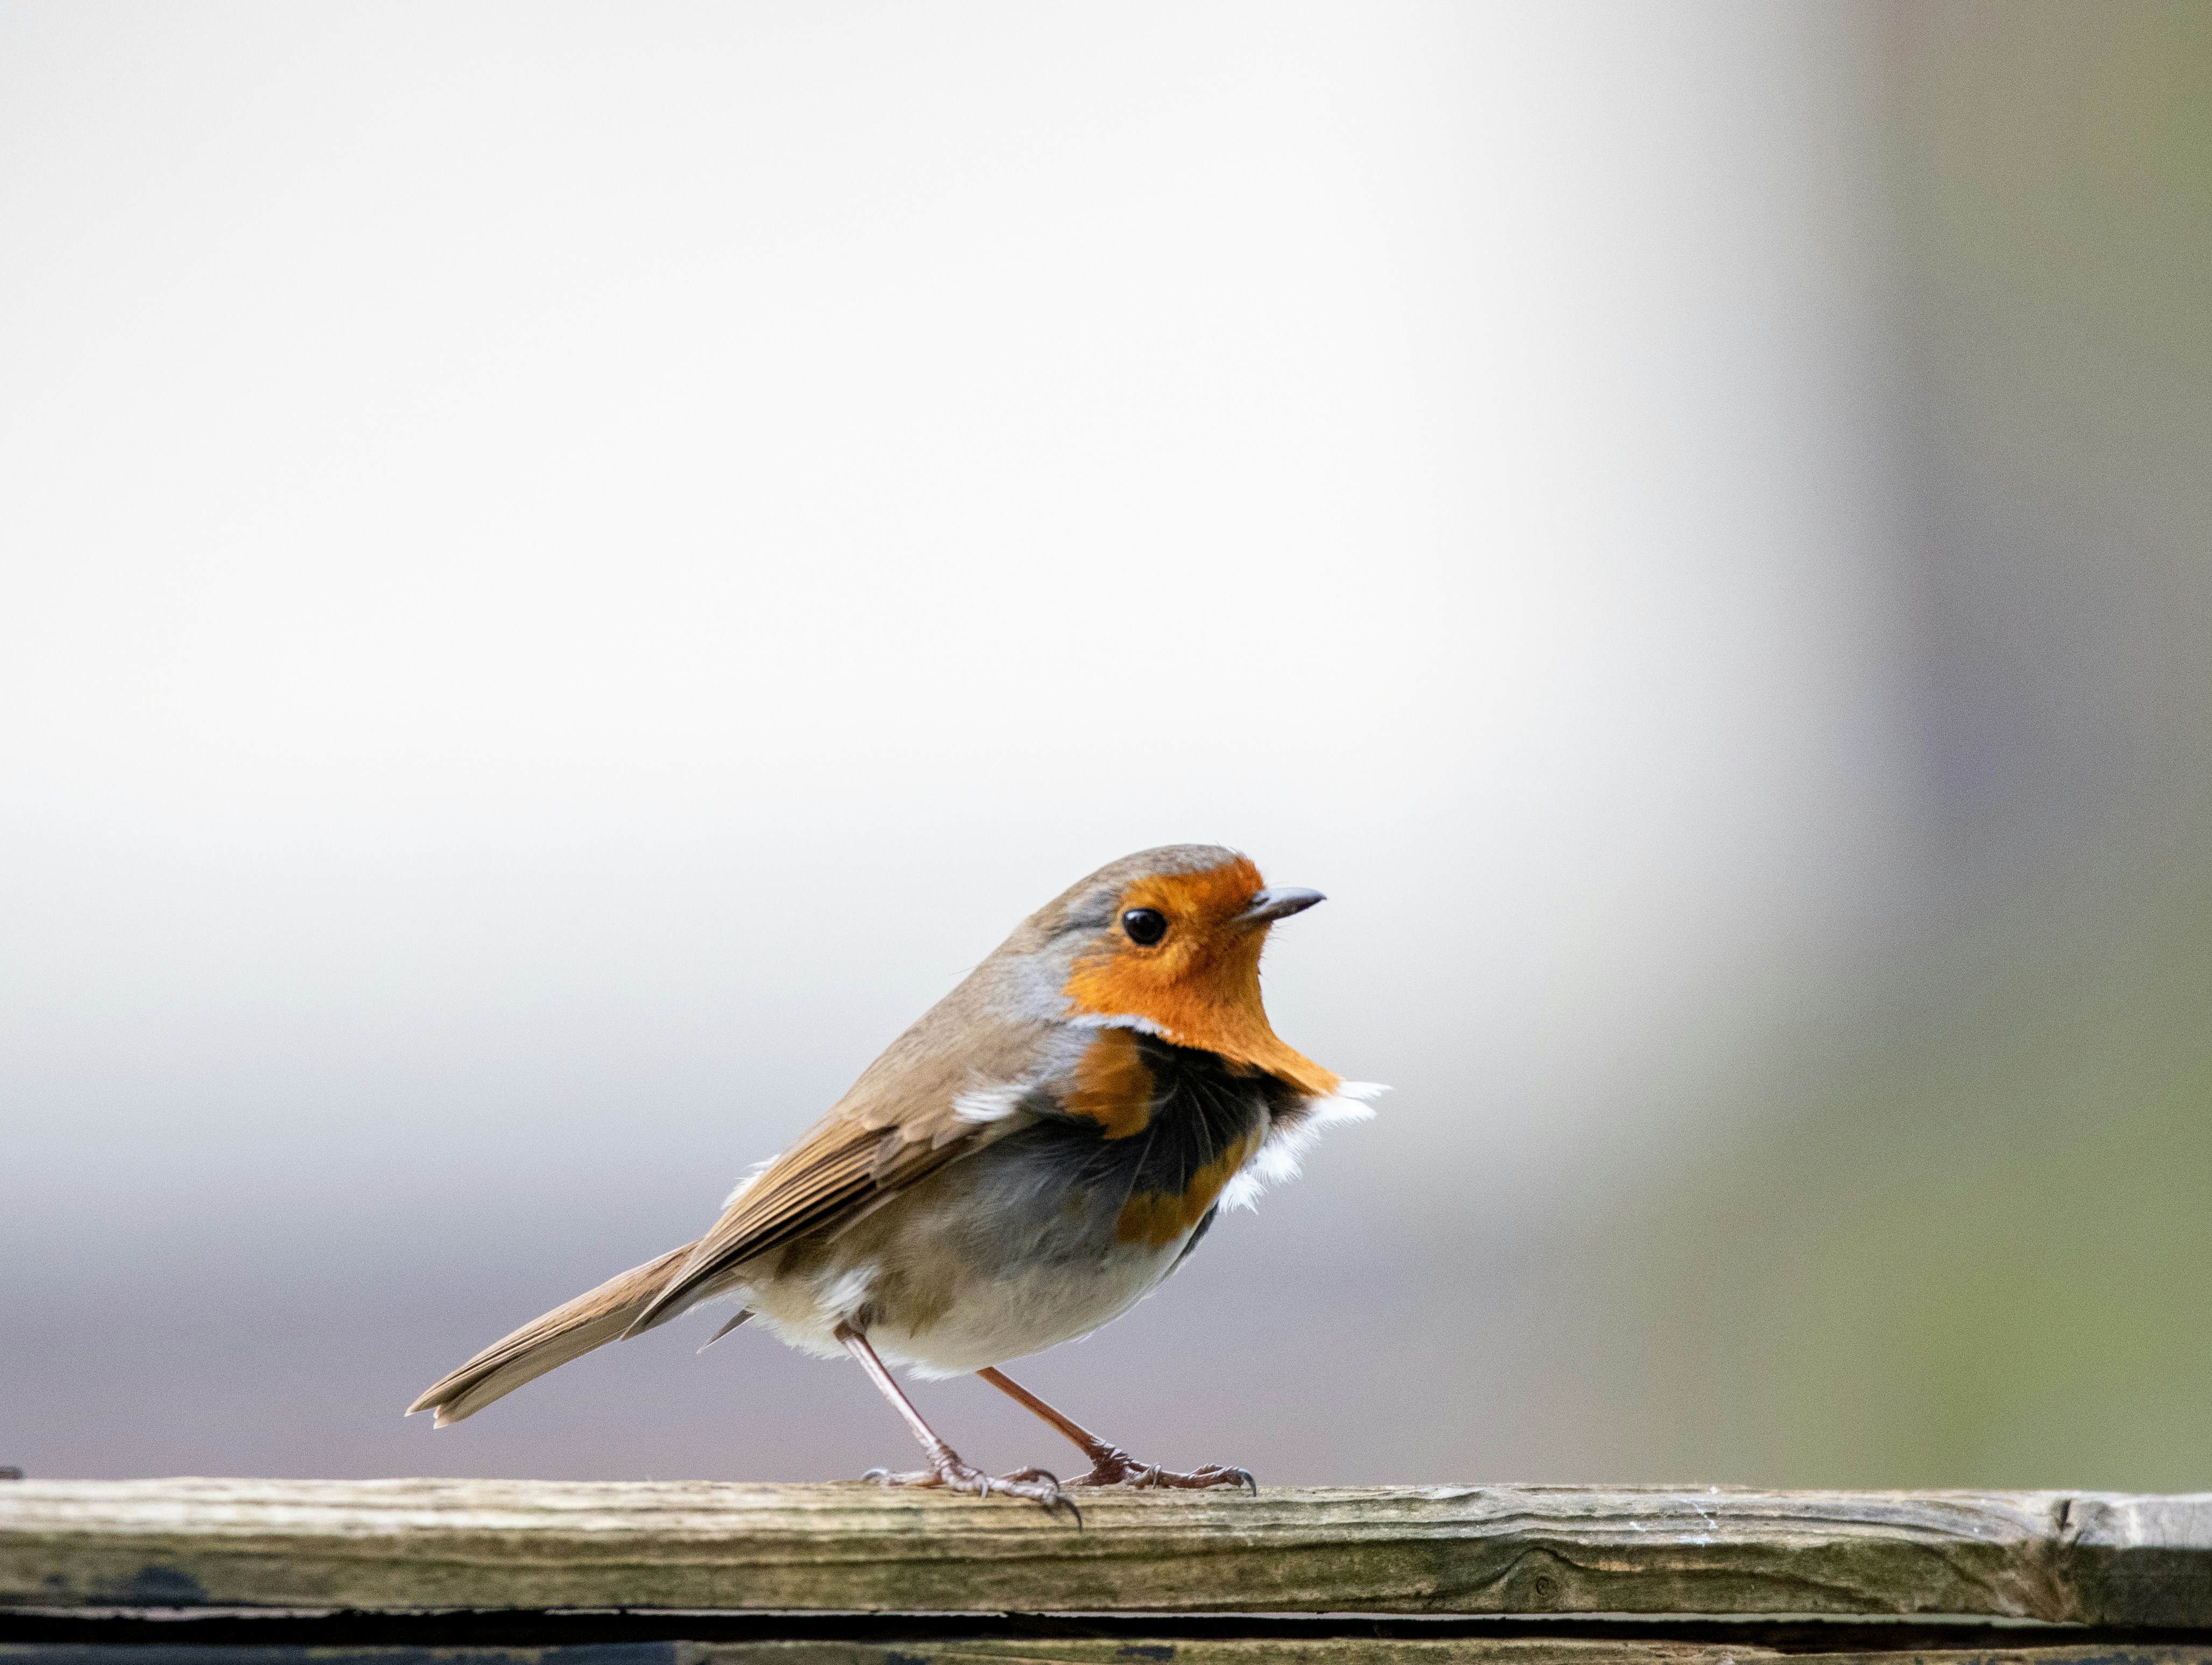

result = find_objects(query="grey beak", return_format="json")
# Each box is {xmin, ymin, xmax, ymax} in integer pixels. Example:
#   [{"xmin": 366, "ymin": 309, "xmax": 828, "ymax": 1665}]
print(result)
[{"xmin": 1237, "ymin": 886, "xmax": 1326, "ymax": 927}]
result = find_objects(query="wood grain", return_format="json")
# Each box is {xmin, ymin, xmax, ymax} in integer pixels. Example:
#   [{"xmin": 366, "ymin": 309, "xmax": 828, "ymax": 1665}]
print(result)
[{"xmin": 2, "ymin": 1482, "xmax": 2209, "ymax": 1624}]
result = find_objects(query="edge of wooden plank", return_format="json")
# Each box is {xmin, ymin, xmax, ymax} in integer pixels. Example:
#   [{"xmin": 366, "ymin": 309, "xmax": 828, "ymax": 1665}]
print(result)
[
  {"xmin": 2067, "ymin": 1496, "xmax": 2212, "ymax": 1628},
  {"xmin": 2, "ymin": 1482, "xmax": 2206, "ymax": 1624}
]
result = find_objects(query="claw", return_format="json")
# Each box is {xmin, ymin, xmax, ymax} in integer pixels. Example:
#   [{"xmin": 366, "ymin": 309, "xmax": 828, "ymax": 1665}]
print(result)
[
  {"xmin": 864, "ymin": 1452, "xmax": 1077, "ymax": 1522},
  {"xmin": 997, "ymin": 1466, "xmax": 1082, "ymax": 1526},
  {"xmin": 1066, "ymin": 1450, "xmax": 1258, "ymax": 1492}
]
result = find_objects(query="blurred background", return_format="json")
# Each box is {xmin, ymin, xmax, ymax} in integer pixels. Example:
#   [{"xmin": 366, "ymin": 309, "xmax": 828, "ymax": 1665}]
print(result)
[{"xmin": 3, "ymin": 1, "xmax": 2207, "ymax": 1490}]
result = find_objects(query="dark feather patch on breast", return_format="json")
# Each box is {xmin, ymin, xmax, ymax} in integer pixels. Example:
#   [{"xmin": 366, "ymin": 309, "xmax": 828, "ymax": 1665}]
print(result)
[{"xmin": 1015, "ymin": 1033, "xmax": 1278, "ymax": 1218}]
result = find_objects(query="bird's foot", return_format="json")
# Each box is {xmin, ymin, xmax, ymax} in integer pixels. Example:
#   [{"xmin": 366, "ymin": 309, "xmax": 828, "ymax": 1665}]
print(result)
[
  {"xmin": 860, "ymin": 1456, "xmax": 1080, "ymax": 1522},
  {"xmin": 1065, "ymin": 1444, "xmax": 1257, "ymax": 1494}
]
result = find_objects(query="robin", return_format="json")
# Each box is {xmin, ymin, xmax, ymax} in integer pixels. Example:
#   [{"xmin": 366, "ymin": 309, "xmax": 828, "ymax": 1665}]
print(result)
[{"xmin": 407, "ymin": 845, "xmax": 1379, "ymax": 1514}]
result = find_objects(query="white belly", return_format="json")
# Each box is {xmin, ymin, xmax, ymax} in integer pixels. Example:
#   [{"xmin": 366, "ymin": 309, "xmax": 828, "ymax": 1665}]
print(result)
[
  {"xmin": 862, "ymin": 1231, "xmax": 1187, "ymax": 1376},
  {"xmin": 730, "ymin": 1147, "xmax": 1200, "ymax": 1377}
]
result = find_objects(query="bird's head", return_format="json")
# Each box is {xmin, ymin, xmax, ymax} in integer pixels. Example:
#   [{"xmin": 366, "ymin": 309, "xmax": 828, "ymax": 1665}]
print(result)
[{"xmin": 1016, "ymin": 844, "xmax": 1335, "ymax": 1095}]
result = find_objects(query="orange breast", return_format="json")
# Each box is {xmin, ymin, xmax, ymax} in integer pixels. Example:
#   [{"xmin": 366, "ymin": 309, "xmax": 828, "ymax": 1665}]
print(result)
[{"xmin": 1061, "ymin": 1029, "xmax": 1154, "ymax": 1140}]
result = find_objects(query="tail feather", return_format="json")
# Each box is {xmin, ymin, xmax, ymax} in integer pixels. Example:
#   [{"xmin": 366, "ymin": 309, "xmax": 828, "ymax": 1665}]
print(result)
[{"xmin": 407, "ymin": 1242, "xmax": 723, "ymax": 1426}]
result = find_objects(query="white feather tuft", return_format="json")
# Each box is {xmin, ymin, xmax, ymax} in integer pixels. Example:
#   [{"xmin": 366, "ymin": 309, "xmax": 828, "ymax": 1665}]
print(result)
[
  {"xmin": 1223, "ymin": 1083, "xmax": 1389, "ymax": 1211},
  {"xmin": 819, "ymin": 1265, "xmax": 877, "ymax": 1321},
  {"xmin": 1065, "ymin": 1009, "xmax": 1175, "ymax": 1040},
  {"xmin": 952, "ymin": 1081, "xmax": 1032, "ymax": 1124},
  {"xmin": 1220, "ymin": 1170, "xmax": 1266, "ymax": 1211},
  {"xmin": 721, "ymin": 1158, "xmax": 776, "ymax": 1209}
]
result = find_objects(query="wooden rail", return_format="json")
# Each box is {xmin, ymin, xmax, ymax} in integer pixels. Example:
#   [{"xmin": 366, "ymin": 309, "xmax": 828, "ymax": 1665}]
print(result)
[{"xmin": 4, "ymin": 1480, "xmax": 2211, "ymax": 1661}]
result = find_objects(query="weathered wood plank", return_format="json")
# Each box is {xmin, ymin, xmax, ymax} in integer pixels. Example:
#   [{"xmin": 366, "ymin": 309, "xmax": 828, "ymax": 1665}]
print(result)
[
  {"xmin": 3, "ymin": 1482, "xmax": 2210, "ymax": 1624},
  {"xmin": 683, "ymin": 1646, "xmax": 2212, "ymax": 1665},
  {"xmin": 8, "ymin": 1646, "xmax": 2212, "ymax": 1665},
  {"xmin": 680, "ymin": 1647, "xmax": 2212, "ymax": 1665}
]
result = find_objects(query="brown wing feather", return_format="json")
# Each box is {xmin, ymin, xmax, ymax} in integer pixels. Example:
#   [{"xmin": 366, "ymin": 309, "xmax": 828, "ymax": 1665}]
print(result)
[
  {"xmin": 407, "ymin": 1241, "xmax": 699, "ymax": 1426},
  {"xmin": 627, "ymin": 997, "xmax": 1058, "ymax": 1334},
  {"xmin": 623, "ymin": 1111, "xmax": 972, "ymax": 1333}
]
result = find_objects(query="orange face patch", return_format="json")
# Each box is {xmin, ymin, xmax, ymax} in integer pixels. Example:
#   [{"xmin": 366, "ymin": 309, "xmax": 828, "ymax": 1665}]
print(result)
[
  {"xmin": 1062, "ymin": 858, "xmax": 1339, "ymax": 1099},
  {"xmin": 1061, "ymin": 1029, "xmax": 1154, "ymax": 1140},
  {"xmin": 1114, "ymin": 1130, "xmax": 1261, "ymax": 1248}
]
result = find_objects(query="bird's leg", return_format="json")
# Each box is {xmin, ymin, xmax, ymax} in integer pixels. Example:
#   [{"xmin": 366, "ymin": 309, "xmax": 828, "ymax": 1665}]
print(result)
[
  {"xmin": 836, "ymin": 1324, "xmax": 1077, "ymax": 1521},
  {"xmin": 976, "ymin": 1366, "xmax": 1256, "ymax": 1493}
]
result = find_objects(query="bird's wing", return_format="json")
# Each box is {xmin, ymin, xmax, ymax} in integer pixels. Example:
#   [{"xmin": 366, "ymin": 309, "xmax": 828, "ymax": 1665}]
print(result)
[{"xmin": 626, "ymin": 996, "xmax": 1056, "ymax": 1333}]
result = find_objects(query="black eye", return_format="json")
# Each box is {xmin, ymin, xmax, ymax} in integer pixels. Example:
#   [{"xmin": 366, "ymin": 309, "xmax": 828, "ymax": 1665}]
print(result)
[{"xmin": 1121, "ymin": 908, "xmax": 1168, "ymax": 946}]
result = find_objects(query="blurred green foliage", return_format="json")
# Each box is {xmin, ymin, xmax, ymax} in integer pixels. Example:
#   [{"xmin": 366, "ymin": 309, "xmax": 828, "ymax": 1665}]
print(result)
[
  {"xmin": 1592, "ymin": 847, "xmax": 2212, "ymax": 1488},
  {"xmin": 1551, "ymin": 0, "xmax": 2212, "ymax": 1490}
]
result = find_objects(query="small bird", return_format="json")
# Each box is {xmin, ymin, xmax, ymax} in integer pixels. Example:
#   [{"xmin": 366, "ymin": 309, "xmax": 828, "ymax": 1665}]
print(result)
[{"xmin": 407, "ymin": 845, "xmax": 1379, "ymax": 1512}]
